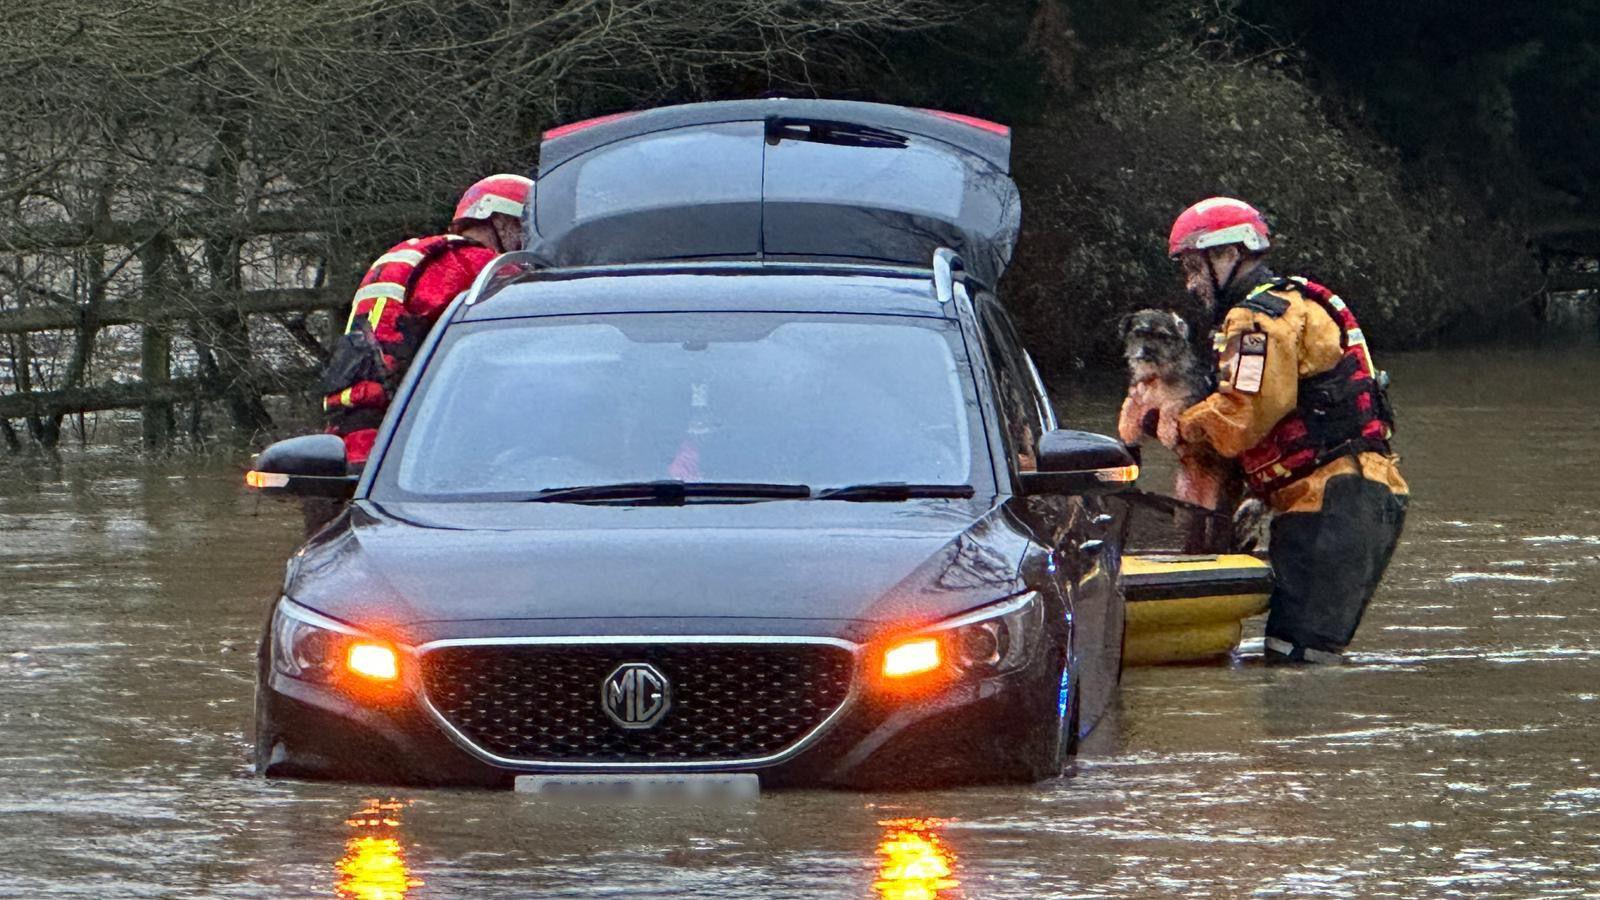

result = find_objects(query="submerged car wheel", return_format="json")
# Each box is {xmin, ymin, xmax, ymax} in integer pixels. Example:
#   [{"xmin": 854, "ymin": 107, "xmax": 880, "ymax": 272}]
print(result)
[
  {"xmin": 1011, "ymin": 643, "xmax": 1077, "ymax": 782},
  {"xmin": 252, "ymin": 691, "xmax": 279, "ymax": 776},
  {"xmin": 251, "ymin": 619, "xmax": 277, "ymax": 775}
]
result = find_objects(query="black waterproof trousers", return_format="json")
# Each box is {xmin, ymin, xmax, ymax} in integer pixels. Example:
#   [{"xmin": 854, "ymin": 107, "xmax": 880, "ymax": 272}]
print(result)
[{"xmin": 1264, "ymin": 475, "xmax": 1407, "ymax": 663}]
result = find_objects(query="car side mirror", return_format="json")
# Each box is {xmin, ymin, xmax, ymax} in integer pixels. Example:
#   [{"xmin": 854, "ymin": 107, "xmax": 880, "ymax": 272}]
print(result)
[
  {"xmin": 1018, "ymin": 429, "xmax": 1140, "ymax": 497},
  {"xmin": 245, "ymin": 434, "xmax": 357, "ymax": 499}
]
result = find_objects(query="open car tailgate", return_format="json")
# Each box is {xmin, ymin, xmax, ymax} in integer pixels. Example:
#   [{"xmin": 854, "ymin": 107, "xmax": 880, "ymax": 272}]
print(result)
[{"xmin": 528, "ymin": 99, "xmax": 1021, "ymax": 287}]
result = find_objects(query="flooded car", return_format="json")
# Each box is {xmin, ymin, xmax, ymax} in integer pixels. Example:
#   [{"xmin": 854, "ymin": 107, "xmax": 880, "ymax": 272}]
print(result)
[{"xmin": 246, "ymin": 100, "xmax": 1137, "ymax": 789}]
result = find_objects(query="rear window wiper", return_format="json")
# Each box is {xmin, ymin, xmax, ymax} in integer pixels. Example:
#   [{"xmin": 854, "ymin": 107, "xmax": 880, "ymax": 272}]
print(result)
[
  {"xmin": 812, "ymin": 483, "xmax": 976, "ymax": 502},
  {"xmin": 523, "ymin": 480, "xmax": 811, "ymax": 504},
  {"xmin": 765, "ymin": 117, "xmax": 909, "ymax": 149}
]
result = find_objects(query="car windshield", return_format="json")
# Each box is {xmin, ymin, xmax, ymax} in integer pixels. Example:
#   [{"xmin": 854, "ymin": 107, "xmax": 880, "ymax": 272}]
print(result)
[{"xmin": 375, "ymin": 312, "xmax": 985, "ymax": 500}]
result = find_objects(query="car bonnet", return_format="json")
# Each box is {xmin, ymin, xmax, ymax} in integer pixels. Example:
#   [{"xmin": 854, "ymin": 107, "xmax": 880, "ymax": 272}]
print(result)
[{"xmin": 285, "ymin": 498, "xmax": 1032, "ymax": 644}]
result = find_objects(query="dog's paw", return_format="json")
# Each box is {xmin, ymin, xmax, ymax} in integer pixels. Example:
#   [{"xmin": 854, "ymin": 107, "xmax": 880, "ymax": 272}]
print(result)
[{"xmin": 1116, "ymin": 409, "xmax": 1141, "ymax": 446}]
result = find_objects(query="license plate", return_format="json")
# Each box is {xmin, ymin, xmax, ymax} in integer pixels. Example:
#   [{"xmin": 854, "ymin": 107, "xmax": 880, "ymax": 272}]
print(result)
[{"xmin": 514, "ymin": 773, "xmax": 760, "ymax": 803}]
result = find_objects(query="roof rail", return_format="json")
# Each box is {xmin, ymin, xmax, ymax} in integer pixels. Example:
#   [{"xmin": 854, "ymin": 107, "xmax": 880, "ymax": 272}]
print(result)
[
  {"xmin": 462, "ymin": 250, "xmax": 548, "ymax": 307},
  {"xmin": 931, "ymin": 247, "xmax": 964, "ymax": 304}
]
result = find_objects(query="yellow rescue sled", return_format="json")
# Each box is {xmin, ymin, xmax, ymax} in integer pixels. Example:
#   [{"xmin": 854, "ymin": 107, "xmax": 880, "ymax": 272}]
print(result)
[{"xmin": 1121, "ymin": 554, "xmax": 1271, "ymax": 665}]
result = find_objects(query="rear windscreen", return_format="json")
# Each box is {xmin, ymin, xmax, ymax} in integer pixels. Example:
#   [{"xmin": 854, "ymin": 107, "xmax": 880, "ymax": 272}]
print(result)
[{"xmin": 533, "ymin": 122, "xmax": 764, "ymax": 264}]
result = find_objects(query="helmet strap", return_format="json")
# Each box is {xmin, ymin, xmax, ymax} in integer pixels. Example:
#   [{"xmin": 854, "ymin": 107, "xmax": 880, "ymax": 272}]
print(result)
[
  {"xmin": 491, "ymin": 214, "xmax": 523, "ymax": 253},
  {"xmin": 1211, "ymin": 250, "xmax": 1242, "ymax": 298}
]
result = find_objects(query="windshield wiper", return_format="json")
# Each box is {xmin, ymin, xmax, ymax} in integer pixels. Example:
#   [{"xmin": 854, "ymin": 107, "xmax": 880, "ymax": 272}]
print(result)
[
  {"xmin": 524, "ymin": 480, "xmax": 811, "ymax": 504},
  {"xmin": 812, "ymin": 482, "xmax": 976, "ymax": 502}
]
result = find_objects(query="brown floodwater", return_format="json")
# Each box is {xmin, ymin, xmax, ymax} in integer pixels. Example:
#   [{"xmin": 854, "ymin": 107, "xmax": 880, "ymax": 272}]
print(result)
[{"xmin": 2, "ymin": 348, "xmax": 1598, "ymax": 898}]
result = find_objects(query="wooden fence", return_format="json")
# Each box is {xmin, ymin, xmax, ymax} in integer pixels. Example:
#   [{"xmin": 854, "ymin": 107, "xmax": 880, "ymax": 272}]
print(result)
[
  {"xmin": 0, "ymin": 287, "xmax": 338, "ymax": 450},
  {"xmin": 0, "ymin": 204, "xmax": 436, "ymax": 450}
]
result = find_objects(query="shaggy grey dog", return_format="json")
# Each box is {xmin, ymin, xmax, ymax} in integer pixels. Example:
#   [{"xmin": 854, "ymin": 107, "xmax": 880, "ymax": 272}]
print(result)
[
  {"xmin": 1116, "ymin": 309, "xmax": 1212, "ymax": 447},
  {"xmin": 1115, "ymin": 309, "xmax": 1249, "ymax": 551}
]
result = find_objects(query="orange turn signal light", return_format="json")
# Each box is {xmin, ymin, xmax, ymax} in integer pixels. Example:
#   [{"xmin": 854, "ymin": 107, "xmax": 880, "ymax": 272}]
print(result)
[
  {"xmin": 346, "ymin": 642, "xmax": 400, "ymax": 682},
  {"xmin": 882, "ymin": 637, "xmax": 942, "ymax": 679},
  {"xmin": 246, "ymin": 470, "xmax": 289, "ymax": 489},
  {"xmin": 1093, "ymin": 464, "xmax": 1140, "ymax": 483}
]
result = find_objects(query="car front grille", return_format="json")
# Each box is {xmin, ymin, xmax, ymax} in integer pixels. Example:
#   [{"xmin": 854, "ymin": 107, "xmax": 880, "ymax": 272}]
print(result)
[{"xmin": 420, "ymin": 642, "xmax": 856, "ymax": 764}]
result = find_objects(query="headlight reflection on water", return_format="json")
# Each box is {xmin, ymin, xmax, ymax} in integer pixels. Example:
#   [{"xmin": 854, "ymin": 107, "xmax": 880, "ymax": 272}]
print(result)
[
  {"xmin": 873, "ymin": 818, "xmax": 959, "ymax": 900},
  {"xmin": 336, "ymin": 798, "xmax": 423, "ymax": 900}
]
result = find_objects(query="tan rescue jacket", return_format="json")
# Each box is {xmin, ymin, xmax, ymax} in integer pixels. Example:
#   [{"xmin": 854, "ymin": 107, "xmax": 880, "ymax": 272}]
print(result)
[{"xmin": 1177, "ymin": 286, "xmax": 1407, "ymax": 514}]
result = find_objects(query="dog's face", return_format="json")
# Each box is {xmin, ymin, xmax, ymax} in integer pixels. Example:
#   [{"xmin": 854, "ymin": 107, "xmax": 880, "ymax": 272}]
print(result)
[{"xmin": 1120, "ymin": 309, "xmax": 1193, "ymax": 380}]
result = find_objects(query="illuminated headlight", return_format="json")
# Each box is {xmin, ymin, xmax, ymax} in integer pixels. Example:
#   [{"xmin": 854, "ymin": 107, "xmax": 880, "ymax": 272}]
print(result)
[
  {"xmin": 271, "ymin": 599, "xmax": 403, "ymax": 687},
  {"xmin": 880, "ymin": 592, "xmax": 1044, "ymax": 683}
]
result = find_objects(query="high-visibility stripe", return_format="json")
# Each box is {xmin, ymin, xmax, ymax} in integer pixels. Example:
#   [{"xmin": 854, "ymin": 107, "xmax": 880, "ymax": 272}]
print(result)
[
  {"xmin": 340, "ymin": 387, "xmax": 354, "ymax": 407},
  {"xmin": 344, "ymin": 282, "xmax": 406, "ymax": 333},
  {"xmin": 373, "ymin": 248, "xmax": 426, "ymax": 267},
  {"xmin": 1265, "ymin": 637, "xmax": 1341, "ymax": 662},
  {"xmin": 353, "ymin": 282, "xmax": 406, "ymax": 304},
  {"xmin": 366, "ymin": 298, "xmax": 387, "ymax": 331}
]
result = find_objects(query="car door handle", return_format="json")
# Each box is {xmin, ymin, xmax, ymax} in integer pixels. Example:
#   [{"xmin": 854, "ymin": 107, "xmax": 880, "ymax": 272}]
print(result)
[{"xmin": 1077, "ymin": 539, "xmax": 1105, "ymax": 556}]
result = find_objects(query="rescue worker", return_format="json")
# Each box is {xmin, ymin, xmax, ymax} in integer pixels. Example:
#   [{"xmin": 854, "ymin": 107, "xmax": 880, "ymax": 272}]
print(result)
[
  {"xmin": 301, "ymin": 174, "xmax": 530, "ymax": 536},
  {"xmin": 321, "ymin": 174, "xmax": 532, "ymax": 466},
  {"xmin": 1169, "ymin": 197, "xmax": 1408, "ymax": 664}
]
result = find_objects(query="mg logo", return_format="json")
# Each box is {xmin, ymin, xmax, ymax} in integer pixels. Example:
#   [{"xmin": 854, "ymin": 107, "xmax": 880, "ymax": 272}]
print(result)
[{"xmin": 600, "ymin": 662, "xmax": 671, "ymax": 729}]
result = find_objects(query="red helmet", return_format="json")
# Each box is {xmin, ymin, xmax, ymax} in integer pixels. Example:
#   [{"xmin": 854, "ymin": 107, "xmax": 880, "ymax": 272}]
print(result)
[
  {"xmin": 1167, "ymin": 197, "xmax": 1270, "ymax": 256},
  {"xmin": 451, "ymin": 174, "xmax": 533, "ymax": 228}
]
